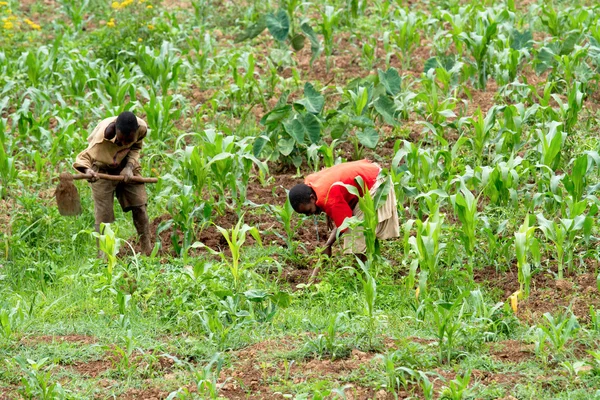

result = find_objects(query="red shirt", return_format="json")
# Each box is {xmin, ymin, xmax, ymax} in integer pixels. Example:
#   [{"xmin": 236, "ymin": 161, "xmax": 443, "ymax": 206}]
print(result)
[{"xmin": 305, "ymin": 160, "xmax": 380, "ymax": 228}]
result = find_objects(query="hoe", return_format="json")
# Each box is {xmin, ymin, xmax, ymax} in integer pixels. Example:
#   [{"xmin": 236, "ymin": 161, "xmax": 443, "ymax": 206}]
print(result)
[{"xmin": 55, "ymin": 172, "xmax": 158, "ymax": 216}]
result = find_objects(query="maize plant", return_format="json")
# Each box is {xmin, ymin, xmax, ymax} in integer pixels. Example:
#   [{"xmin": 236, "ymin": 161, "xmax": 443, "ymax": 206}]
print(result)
[
  {"xmin": 409, "ymin": 209, "xmax": 446, "ymax": 281},
  {"xmin": 514, "ymin": 215, "xmax": 539, "ymax": 297},
  {"xmin": 450, "ymin": 186, "xmax": 478, "ymax": 274},
  {"xmin": 536, "ymin": 213, "xmax": 586, "ymax": 279}
]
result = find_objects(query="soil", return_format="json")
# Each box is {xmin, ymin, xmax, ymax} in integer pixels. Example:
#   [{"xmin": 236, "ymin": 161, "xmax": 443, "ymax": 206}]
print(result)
[
  {"xmin": 474, "ymin": 265, "xmax": 600, "ymax": 324},
  {"xmin": 19, "ymin": 334, "xmax": 98, "ymax": 346},
  {"xmin": 219, "ymin": 339, "xmax": 396, "ymax": 400},
  {"xmin": 487, "ymin": 340, "xmax": 535, "ymax": 363},
  {"xmin": 125, "ymin": 172, "xmax": 331, "ymax": 259},
  {"xmin": 118, "ymin": 387, "xmax": 171, "ymax": 400}
]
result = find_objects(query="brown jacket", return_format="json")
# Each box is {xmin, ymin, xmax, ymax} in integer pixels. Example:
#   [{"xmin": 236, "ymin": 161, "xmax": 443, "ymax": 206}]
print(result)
[{"xmin": 73, "ymin": 116, "xmax": 148, "ymax": 173}]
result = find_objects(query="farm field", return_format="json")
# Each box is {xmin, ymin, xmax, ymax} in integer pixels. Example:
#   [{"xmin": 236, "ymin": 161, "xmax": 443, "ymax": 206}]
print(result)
[{"xmin": 2, "ymin": 0, "xmax": 600, "ymax": 398}]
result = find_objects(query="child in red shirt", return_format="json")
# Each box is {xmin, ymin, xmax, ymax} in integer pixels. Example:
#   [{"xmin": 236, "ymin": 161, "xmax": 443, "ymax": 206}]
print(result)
[{"xmin": 289, "ymin": 160, "xmax": 399, "ymax": 257}]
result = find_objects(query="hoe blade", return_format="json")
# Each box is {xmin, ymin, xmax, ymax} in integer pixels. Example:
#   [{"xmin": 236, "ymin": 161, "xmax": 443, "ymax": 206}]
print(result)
[{"xmin": 55, "ymin": 175, "xmax": 82, "ymax": 216}]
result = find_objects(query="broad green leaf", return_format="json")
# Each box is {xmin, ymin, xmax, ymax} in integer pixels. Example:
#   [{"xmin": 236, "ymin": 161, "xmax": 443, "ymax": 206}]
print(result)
[
  {"xmin": 278, "ymin": 137, "xmax": 294, "ymax": 156},
  {"xmin": 260, "ymin": 105, "xmax": 292, "ymax": 127},
  {"xmin": 301, "ymin": 22, "xmax": 321, "ymax": 66},
  {"xmin": 296, "ymin": 83, "xmax": 324, "ymax": 114},
  {"xmin": 373, "ymin": 95, "xmax": 399, "ymax": 126},
  {"xmin": 291, "ymin": 34, "xmax": 305, "ymax": 51},
  {"xmin": 252, "ymin": 135, "xmax": 269, "ymax": 157},
  {"xmin": 511, "ymin": 29, "xmax": 533, "ymax": 50},
  {"xmin": 266, "ymin": 11, "xmax": 290, "ymax": 42},
  {"xmin": 294, "ymin": 112, "xmax": 321, "ymax": 144},
  {"xmin": 235, "ymin": 16, "xmax": 267, "ymax": 42},
  {"xmin": 356, "ymin": 127, "xmax": 379, "ymax": 149},
  {"xmin": 377, "ymin": 68, "xmax": 401, "ymax": 95}
]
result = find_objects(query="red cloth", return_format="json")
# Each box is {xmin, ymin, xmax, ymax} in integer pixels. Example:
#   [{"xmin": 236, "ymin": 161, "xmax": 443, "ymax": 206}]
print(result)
[{"xmin": 305, "ymin": 160, "xmax": 380, "ymax": 228}]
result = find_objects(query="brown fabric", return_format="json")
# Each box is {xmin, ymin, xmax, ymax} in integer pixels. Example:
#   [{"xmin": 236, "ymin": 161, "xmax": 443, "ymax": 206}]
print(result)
[
  {"xmin": 343, "ymin": 175, "xmax": 400, "ymax": 254},
  {"xmin": 91, "ymin": 167, "xmax": 147, "ymax": 224},
  {"xmin": 73, "ymin": 116, "xmax": 148, "ymax": 173}
]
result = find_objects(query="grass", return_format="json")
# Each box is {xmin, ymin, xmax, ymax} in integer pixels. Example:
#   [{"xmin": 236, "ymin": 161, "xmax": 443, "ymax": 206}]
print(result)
[{"xmin": 2, "ymin": 0, "xmax": 600, "ymax": 398}]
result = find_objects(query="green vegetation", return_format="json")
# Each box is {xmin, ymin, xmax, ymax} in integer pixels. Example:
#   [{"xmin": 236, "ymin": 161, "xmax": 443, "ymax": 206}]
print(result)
[{"xmin": 1, "ymin": 0, "xmax": 600, "ymax": 398}]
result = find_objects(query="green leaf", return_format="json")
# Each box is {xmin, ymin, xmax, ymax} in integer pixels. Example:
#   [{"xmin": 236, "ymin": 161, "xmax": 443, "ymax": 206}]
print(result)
[
  {"xmin": 278, "ymin": 137, "xmax": 295, "ymax": 156},
  {"xmin": 511, "ymin": 29, "xmax": 533, "ymax": 50},
  {"xmin": 260, "ymin": 105, "xmax": 292, "ymax": 128},
  {"xmin": 356, "ymin": 127, "xmax": 379, "ymax": 149},
  {"xmin": 266, "ymin": 11, "xmax": 290, "ymax": 42},
  {"xmin": 292, "ymin": 112, "xmax": 321, "ymax": 144},
  {"xmin": 244, "ymin": 289, "xmax": 269, "ymax": 301},
  {"xmin": 235, "ymin": 16, "xmax": 267, "ymax": 42},
  {"xmin": 373, "ymin": 95, "xmax": 399, "ymax": 126},
  {"xmin": 296, "ymin": 83, "xmax": 324, "ymax": 114},
  {"xmin": 291, "ymin": 34, "xmax": 305, "ymax": 51},
  {"xmin": 252, "ymin": 135, "xmax": 269, "ymax": 158},
  {"xmin": 377, "ymin": 68, "xmax": 401, "ymax": 96},
  {"xmin": 301, "ymin": 22, "xmax": 321, "ymax": 66}
]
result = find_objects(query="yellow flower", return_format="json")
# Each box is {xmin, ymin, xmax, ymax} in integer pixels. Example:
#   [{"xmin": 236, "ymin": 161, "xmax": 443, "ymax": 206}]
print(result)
[
  {"xmin": 147, "ymin": 23, "xmax": 154, "ymax": 30},
  {"xmin": 107, "ymin": 18, "xmax": 116, "ymax": 28},
  {"xmin": 138, "ymin": 37, "xmax": 142, "ymax": 42},
  {"xmin": 24, "ymin": 18, "xmax": 41, "ymax": 30},
  {"xmin": 0, "ymin": 2, "xmax": 8, "ymax": 7},
  {"xmin": 2, "ymin": 20, "xmax": 13, "ymax": 30},
  {"xmin": 111, "ymin": 1, "xmax": 121, "ymax": 9},
  {"xmin": 146, "ymin": 5, "xmax": 152, "ymax": 8}
]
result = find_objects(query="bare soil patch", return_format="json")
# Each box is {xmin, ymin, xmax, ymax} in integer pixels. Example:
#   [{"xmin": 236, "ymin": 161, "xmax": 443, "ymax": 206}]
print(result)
[
  {"xmin": 20, "ymin": 334, "xmax": 98, "ymax": 346},
  {"xmin": 474, "ymin": 265, "xmax": 599, "ymax": 323},
  {"xmin": 487, "ymin": 340, "xmax": 535, "ymax": 363}
]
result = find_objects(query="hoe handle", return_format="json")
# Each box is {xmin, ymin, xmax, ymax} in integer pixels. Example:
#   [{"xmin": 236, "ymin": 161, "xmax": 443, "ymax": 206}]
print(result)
[{"xmin": 64, "ymin": 173, "xmax": 158, "ymax": 183}]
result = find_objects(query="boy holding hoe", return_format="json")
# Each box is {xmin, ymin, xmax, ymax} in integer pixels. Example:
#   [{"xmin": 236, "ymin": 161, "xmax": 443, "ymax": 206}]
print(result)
[{"xmin": 73, "ymin": 111, "xmax": 152, "ymax": 255}]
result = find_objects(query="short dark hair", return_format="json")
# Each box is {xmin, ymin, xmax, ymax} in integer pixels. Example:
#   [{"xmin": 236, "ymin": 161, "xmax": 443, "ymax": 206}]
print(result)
[
  {"xmin": 116, "ymin": 111, "xmax": 139, "ymax": 136},
  {"xmin": 289, "ymin": 183, "xmax": 314, "ymax": 212}
]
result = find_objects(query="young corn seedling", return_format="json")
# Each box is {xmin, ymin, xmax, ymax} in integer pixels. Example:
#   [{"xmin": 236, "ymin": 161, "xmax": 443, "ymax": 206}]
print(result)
[
  {"xmin": 216, "ymin": 216, "xmax": 262, "ymax": 291},
  {"xmin": 337, "ymin": 174, "xmax": 392, "ymax": 261},
  {"xmin": 377, "ymin": 352, "xmax": 418, "ymax": 396},
  {"xmin": 536, "ymin": 213, "xmax": 586, "ymax": 279},
  {"xmin": 390, "ymin": 9, "xmax": 422, "ymax": 69},
  {"xmin": 270, "ymin": 196, "xmax": 299, "ymax": 254},
  {"xmin": 427, "ymin": 294, "xmax": 467, "ymax": 364},
  {"xmin": 514, "ymin": 215, "xmax": 539, "ymax": 298},
  {"xmin": 450, "ymin": 186, "xmax": 479, "ymax": 276},
  {"xmin": 14, "ymin": 356, "xmax": 66, "ymax": 399},
  {"xmin": 57, "ymin": 0, "xmax": 90, "ymax": 32},
  {"xmin": 440, "ymin": 369, "xmax": 476, "ymax": 400},
  {"xmin": 355, "ymin": 257, "xmax": 378, "ymax": 350},
  {"xmin": 136, "ymin": 41, "xmax": 183, "ymax": 96},
  {"xmin": 92, "ymin": 223, "xmax": 122, "ymax": 283},
  {"xmin": 319, "ymin": 5, "xmax": 341, "ymax": 72},
  {"xmin": 459, "ymin": 12, "xmax": 498, "ymax": 90},
  {"xmin": 536, "ymin": 121, "xmax": 565, "ymax": 171},
  {"xmin": 408, "ymin": 209, "xmax": 446, "ymax": 282},
  {"xmin": 563, "ymin": 154, "xmax": 588, "ymax": 202},
  {"xmin": 538, "ymin": 310, "xmax": 580, "ymax": 357}
]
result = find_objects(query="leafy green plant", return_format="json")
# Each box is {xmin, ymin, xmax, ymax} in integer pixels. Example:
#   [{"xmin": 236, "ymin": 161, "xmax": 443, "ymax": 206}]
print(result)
[
  {"xmin": 92, "ymin": 223, "xmax": 122, "ymax": 283},
  {"xmin": 537, "ymin": 213, "xmax": 586, "ymax": 279},
  {"xmin": 303, "ymin": 312, "xmax": 349, "ymax": 360},
  {"xmin": 214, "ymin": 216, "xmax": 262, "ymax": 291},
  {"xmin": 450, "ymin": 186, "xmax": 478, "ymax": 273},
  {"xmin": 459, "ymin": 15, "xmax": 498, "ymax": 89},
  {"xmin": 409, "ymin": 209, "xmax": 446, "ymax": 282},
  {"xmin": 537, "ymin": 310, "xmax": 580, "ymax": 357},
  {"xmin": 514, "ymin": 215, "xmax": 539, "ymax": 297},
  {"xmin": 14, "ymin": 357, "xmax": 66, "ymax": 399},
  {"xmin": 440, "ymin": 369, "xmax": 476, "ymax": 400},
  {"xmin": 427, "ymin": 295, "xmax": 467, "ymax": 364}
]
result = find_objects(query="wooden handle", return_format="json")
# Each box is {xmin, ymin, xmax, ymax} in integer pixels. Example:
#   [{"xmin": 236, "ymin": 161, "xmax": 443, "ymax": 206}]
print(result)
[{"xmin": 63, "ymin": 173, "xmax": 158, "ymax": 183}]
